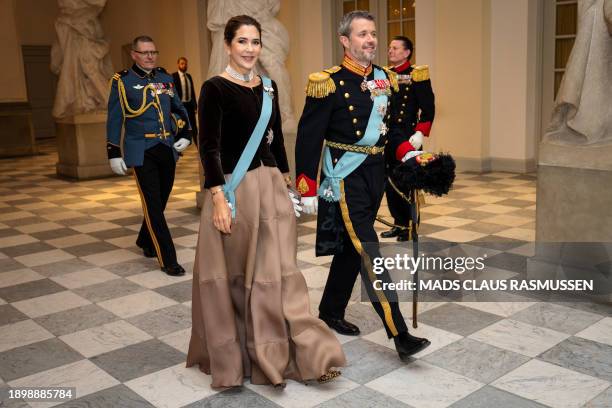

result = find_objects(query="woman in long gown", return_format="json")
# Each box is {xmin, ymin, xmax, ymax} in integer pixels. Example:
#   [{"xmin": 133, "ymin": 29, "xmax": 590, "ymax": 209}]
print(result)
[{"xmin": 186, "ymin": 15, "xmax": 346, "ymax": 389}]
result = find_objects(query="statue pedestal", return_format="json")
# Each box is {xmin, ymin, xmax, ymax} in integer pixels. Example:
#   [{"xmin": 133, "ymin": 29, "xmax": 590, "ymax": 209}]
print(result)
[
  {"xmin": 0, "ymin": 102, "xmax": 37, "ymax": 157},
  {"xmin": 536, "ymin": 141, "xmax": 612, "ymax": 243},
  {"xmin": 55, "ymin": 113, "xmax": 114, "ymax": 179},
  {"xmin": 534, "ymin": 140, "xmax": 612, "ymax": 302}
]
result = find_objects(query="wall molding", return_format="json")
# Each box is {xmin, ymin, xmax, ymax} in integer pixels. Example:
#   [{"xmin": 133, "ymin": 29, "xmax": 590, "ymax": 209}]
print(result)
[{"xmin": 453, "ymin": 156, "xmax": 536, "ymax": 173}]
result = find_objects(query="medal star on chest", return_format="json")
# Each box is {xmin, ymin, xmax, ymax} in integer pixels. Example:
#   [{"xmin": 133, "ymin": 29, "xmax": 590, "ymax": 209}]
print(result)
[
  {"xmin": 266, "ymin": 129, "xmax": 274, "ymax": 145},
  {"xmin": 379, "ymin": 123, "xmax": 388, "ymax": 135}
]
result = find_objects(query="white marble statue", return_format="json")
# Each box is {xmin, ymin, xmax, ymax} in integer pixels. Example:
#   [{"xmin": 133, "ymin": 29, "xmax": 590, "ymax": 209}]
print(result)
[
  {"xmin": 50, "ymin": 0, "xmax": 113, "ymax": 119},
  {"xmin": 207, "ymin": 0, "xmax": 297, "ymax": 133},
  {"xmin": 546, "ymin": 0, "xmax": 612, "ymax": 145}
]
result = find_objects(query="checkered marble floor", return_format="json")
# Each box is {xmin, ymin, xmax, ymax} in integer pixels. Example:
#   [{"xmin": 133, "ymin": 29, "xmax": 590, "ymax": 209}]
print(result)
[{"xmin": 0, "ymin": 142, "xmax": 610, "ymax": 408}]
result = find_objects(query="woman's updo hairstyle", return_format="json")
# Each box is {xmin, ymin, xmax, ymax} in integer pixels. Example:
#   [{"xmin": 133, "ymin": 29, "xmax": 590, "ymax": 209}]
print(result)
[{"xmin": 224, "ymin": 15, "xmax": 262, "ymax": 46}]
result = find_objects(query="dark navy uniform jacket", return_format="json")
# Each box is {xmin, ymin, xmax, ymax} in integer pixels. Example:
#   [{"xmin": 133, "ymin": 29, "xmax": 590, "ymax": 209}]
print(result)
[
  {"xmin": 106, "ymin": 64, "xmax": 191, "ymax": 167},
  {"xmin": 387, "ymin": 60, "xmax": 435, "ymax": 164},
  {"xmin": 295, "ymin": 57, "xmax": 408, "ymax": 197},
  {"xmin": 295, "ymin": 55, "xmax": 410, "ymax": 255}
]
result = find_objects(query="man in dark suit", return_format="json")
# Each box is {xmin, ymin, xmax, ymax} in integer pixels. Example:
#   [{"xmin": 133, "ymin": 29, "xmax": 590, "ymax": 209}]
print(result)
[{"xmin": 172, "ymin": 57, "xmax": 198, "ymax": 145}]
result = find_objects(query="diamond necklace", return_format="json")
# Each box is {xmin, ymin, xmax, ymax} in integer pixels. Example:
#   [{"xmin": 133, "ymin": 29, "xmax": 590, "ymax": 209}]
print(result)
[{"xmin": 225, "ymin": 64, "xmax": 254, "ymax": 82}]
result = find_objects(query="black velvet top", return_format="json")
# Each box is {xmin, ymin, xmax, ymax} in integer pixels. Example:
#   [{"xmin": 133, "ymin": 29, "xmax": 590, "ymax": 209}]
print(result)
[{"xmin": 198, "ymin": 76, "xmax": 290, "ymax": 188}]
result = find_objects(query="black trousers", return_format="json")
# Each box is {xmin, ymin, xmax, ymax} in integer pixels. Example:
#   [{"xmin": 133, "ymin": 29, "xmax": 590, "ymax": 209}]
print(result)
[
  {"xmin": 134, "ymin": 143, "xmax": 177, "ymax": 267},
  {"xmin": 184, "ymin": 101, "xmax": 198, "ymax": 146},
  {"xmin": 385, "ymin": 163, "xmax": 411, "ymax": 227},
  {"xmin": 319, "ymin": 160, "xmax": 408, "ymax": 338}
]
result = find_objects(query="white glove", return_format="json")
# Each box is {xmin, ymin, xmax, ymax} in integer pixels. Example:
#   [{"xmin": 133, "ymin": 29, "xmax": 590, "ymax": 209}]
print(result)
[
  {"xmin": 109, "ymin": 158, "xmax": 128, "ymax": 176},
  {"xmin": 401, "ymin": 150, "xmax": 423, "ymax": 163},
  {"xmin": 288, "ymin": 191, "xmax": 302, "ymax": 217},
  {"xmin": 301, "ymin": 196, "xmax": 318, "ymax": 215},
  {"xmin": 173, "ymin": 138, "xmax": 191, "ymax": 152},
  {"xmin": 409, "ymin": 131, "xmax": 424, "ymax": 150}
]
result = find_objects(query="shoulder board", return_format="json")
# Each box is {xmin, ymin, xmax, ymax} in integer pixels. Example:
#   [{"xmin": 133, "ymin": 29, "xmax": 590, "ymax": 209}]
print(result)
[
  {"xmin": 155, "ymin": 67, "xmax": 168, "ymax": 74},
  {"xmin": 112, "ymin": 70, "xmax": 128, "ymax": 80},
  {"xmin": 305, "ymin": 71, "xmax": 336, "ymax": 98},
  {"xmin": 323, "ymin": 65, "xmax": 341, "ymax": 75},
  {"xmin": 411, "ymin": 65, "xmax": 430, "ymax": 82},
  {"xmin": 382, "ymin": 66, "xmax": 399, "ymax": 92}
]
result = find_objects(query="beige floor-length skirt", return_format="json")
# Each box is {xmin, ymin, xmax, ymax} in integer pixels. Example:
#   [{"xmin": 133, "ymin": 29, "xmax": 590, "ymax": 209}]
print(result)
[{"xmin": 187, "ymin": 165, "xmax": 346, "ymax": 388}]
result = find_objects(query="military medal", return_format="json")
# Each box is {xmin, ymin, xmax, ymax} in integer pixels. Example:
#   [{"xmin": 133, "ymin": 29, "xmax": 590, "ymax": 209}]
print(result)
[
  {"xmin": 266, "ymin": 129, "xmax": 274, "ymax": 145},
  {"xmin": 360, "ymin": 76, "xmax": 368, "ymax": 92},
  {"xmin": 379, "ymin": 122, "xmax": 388, "ymax": 135},
  {"xmin": 263, "ymin": 85, "xmax": 275, "ymax": 99},
  {"xmin": 322, "ymin": 185, "xmax": 334, "ymax": 199},
  {"xmin": 364, "ymin": 79, "xmax": 392, "ymax": 99},
  {"xmin": 397, "ymin": 74, "xmax": 412, "ymax": 85}
]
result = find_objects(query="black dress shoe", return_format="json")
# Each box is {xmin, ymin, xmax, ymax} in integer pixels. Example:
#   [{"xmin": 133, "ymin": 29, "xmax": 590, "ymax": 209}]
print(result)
[
  {"xmin": 393, "ymin": 332, "xmax": 431, "ymax": 361},
  {"xmin": 319, "ymin": 315, "xmax": 361, "ymax": 336},
  {"xmin": 380, "ymin": 227, "xmax": 402, "ymax": 238},
  {"xmin": 140, "ymin": 246, "xmax": 157, "ymax": 258},
  {"xmin": 396, "ymin": 230, "xmax": 410, "ymax": 242},
  {"xmin": 161, "ymin": 264, "xmax": 185, "ymax": 276}
]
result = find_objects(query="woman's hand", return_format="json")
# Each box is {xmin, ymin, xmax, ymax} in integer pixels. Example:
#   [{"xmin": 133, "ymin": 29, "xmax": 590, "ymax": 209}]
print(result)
[{"xmin": 211, "ymin": 188, "xmax": 232, "ymax": 234}]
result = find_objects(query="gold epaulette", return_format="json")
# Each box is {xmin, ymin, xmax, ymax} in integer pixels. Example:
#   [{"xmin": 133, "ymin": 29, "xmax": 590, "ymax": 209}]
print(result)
[
  {"xmin": 323, "ymin": 65, "xmax": 341, "ymax": 74},
  {"xmin": 411, "ymin": 65, "xmax": 430, "ymax": 82},
  {"xmin": 383, "ymin": 67, "xmax": 399, "ymax": 92},
  {"xmin": 109, "ymin": 71, "xmax": 127, "ymax": 91},
  {"xmin": 111, "ymin": 70, "xmax": 127, "ymax": 82},
  {"xmin": 305, "ymin": 70, "xmax": 336, "ymax": 98}
]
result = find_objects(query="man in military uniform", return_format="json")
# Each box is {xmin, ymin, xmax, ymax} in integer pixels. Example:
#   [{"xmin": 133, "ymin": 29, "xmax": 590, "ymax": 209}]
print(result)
[
  {"xmin": 172, "ymin": 57, "xmax": 198, "ymax": 146},
  {"xmin": 107, "ymin": 35, "xmax": 192, "ymax": 276},
  {"xmin": 381, "ymin": 36, "xmax": 435, "ymax": 241},
  {"xmin": 295, "ymin": 11, "xmax": 430, "ymax": 360}
]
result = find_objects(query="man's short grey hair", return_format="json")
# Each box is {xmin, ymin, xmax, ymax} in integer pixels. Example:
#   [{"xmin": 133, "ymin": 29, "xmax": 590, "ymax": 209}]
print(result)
[
  {"xmin": 132, "ymin": 35, "xmax": 154, "ymax": 50},
  {"xmin": 337, "ymin": 10, "xmax": 376, "ymax": 37}
]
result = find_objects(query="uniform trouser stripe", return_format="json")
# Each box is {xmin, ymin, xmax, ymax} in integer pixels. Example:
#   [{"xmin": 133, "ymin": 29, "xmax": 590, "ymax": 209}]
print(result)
[
  {"xmin": 133, "ymin": 173, "xmax": 165, "ymax": 268},
  {"xmin": 339, "ymin": 181, "xmax": 399, "ymax": 337}
]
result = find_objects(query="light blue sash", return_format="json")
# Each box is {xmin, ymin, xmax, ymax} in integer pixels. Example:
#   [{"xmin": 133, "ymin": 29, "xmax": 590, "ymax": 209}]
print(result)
[
  {"xmin": 318, "ymin": 67, "xmax": 388, "ymax": 202},
  {"xmin": 223, "ymin": 76, "xmax": 273, "ymax": 218}
]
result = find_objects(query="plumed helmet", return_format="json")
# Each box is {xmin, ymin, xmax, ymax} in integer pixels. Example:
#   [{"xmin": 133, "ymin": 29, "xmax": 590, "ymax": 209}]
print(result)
[{"xmin": 391, "ymin": 152, "xmax": 456, "ymax": 197}]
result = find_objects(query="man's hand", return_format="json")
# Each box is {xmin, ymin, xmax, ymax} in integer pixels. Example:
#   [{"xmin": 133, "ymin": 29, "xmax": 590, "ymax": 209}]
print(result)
[
  {"xmin": 109, "ymin": 158, "xmax": 128, "ymax": 176},
  {"xmin": 301, "ymin": 196, "xmax": 318, "ymax": 215},
  {"xmin": 173, "ymin": 138, "xmax": 191, "ymax": 152},
  {"xmin": 408, "ymin": 131, "xmax": 424, "ymax": 150}
]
